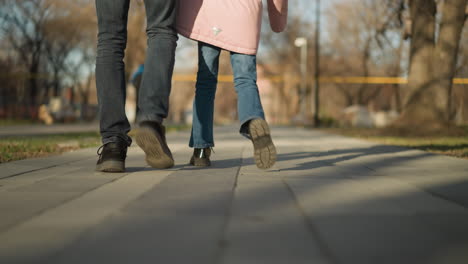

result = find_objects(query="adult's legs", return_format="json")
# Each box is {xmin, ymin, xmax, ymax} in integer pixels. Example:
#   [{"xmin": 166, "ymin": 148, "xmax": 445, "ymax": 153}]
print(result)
[
  {"xmin": 189, "ymin": 42, "xmax": 222, "ymax": 148},
  {"xmin": 95, "ymin": 0, "xmax": 131, "ymax": 145},
  {"xmin": 137, "ymin": 0, "xmax": 178, "ymax": 124},
  {"xmin": 134, "ymin": 0, "xmax": 178, "ymax": 169}
]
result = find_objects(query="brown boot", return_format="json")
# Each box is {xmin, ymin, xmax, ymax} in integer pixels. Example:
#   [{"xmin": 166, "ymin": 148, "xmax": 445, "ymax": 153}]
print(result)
[
  {"xmin": 136, "ymin": 121, "xmax": 174, "ymax": 169},
  {"xmin": 95, "ymin": 141, "xmax": 127, "ymax": 172},
  {"xmin": 189, "ymin": 148, "xmax": 212, "ymax": 167},
  {"xmin": 248, "ymin": 119, "xmax": 277, "ymax": 169}
]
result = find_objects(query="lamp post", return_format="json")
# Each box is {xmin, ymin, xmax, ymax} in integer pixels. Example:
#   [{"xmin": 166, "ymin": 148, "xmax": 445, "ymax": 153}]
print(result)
[
  {"xmin": 295, "ymin": 37, "xmax": 308, "ymax": 122},
  {"xmin": 314, "ymin": 0, "xmax": 321, "ymax": 127}
]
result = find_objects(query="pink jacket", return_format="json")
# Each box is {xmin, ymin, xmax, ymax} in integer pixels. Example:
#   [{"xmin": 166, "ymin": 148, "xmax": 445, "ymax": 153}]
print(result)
[{"xmin": 176, "ymin": 0, "xmax": 288, "ymax": 55}]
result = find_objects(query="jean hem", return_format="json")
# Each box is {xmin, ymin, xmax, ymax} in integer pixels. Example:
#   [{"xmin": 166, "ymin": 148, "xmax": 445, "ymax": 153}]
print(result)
[
  {"xmin": 189, "ymin": 143, "xmax": 215, "ymax": 148},
  {"xmin": 137, "ymin": 114, "xmax": 163, "ymax": 124},
  {"xmin": 240, "ymin": 115, "xmax": 264, "ymax": 127},
  {"xmin": 102, "ymin": 135, "xmax": 132, "ymax": 147}
]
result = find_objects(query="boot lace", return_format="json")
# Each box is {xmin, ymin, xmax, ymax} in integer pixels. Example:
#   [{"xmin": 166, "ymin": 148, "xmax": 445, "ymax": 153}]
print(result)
[{"xmin": 97, "ymin": 144, "xmax": 105, "ymax": 156}]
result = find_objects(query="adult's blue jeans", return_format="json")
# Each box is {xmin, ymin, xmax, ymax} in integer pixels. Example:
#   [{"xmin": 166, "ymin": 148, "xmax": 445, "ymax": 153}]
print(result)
[
  {"xmin": 95, "ymin": 0, "xmax": 177, "ymax": 146},
  {"xmin": 189, "ymin": 42, "xmax": 265, "ymax": 148}
]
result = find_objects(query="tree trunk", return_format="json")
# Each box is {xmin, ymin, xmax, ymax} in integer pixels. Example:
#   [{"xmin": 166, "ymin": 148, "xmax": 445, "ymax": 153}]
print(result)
[
  {"xmin": 28, "ymin": 62, "xmax": 40, "ymax": 118},
  {"xmin": 357, "ymin": 37, "xmax": 372, "ymax": 105},
  {"xmin": 80, "ymin": 75, "xmax": 93, "ymax": 120},
  {"xmin": 397, "ymin": 0, "xmax": 440, "ymax": 127},
  {"xmin": 392, "ymin": 30, "xmax": 405, "ymax": 113},
  {"xmin": 52, "ymin": 68, "xmax": 60, "ymax": 97},
  {"xmin": 398, "ymin": 0, "xmax": 467, "ymax": 128},
  {"xmin": 435, "ymin": 0, "xmax": 467, "ymax": 122}
]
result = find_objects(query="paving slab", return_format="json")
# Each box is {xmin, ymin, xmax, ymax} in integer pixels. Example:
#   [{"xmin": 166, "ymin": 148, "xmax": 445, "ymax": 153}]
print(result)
[
  {"xmin": 221, "ymin": 173, "xmax": 331, "ymax": 264},
  {"xmin": 286, "ymin": 177, "xmax": 468, "ymax": 264},
  {"xmin": 0, "ymin": 166, "xmax": 175, "ymax": 264},
  {"xmin": 0, "ymin": 148, "xmax": 97, "ymax": 179},
  {"xmin": 40, "ymin": 147, "xmax": 241, "ymax": 264}
]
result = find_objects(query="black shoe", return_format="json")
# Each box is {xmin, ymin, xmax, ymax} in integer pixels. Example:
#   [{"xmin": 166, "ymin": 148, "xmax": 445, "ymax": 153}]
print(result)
[
  {"xmin": 136, "ymin": 121, "xmax": 174, "ymax": 169},
  {"xmin": 189, "ymin": 148, "xmax": 212, "ymax": 167},
  {"xmin": 248, "ymin": 119, "xmax": 277, "ymax": 169},
  {"xmin": 95, "ymin": 141, "xmax": 127, "ymax": 172}
]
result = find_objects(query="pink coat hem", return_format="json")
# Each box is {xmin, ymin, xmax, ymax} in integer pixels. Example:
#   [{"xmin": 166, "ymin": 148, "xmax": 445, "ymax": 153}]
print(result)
[{"xmin": 177, "ymin": 27, "xmax": 258, "ymax": 55}]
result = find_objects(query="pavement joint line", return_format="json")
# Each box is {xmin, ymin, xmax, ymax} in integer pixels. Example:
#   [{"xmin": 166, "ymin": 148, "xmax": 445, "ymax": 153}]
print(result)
[
  {"xmin": 214, "ymin": 146, "xmax": 243, "ymax": 264},
  {"xmin": 362, "ymin": 164, "xmax": 376, "ymax": 172},
  {"xmin": 422, "ymin": 190, "xmax": 468, "ymax": 210},
  {"xmin": 0, "ymin": 164, "xmax": 91, "ymax": 193},
  {"xmin": 360, "ymin": 176, "xmax": 468, "ymax": 213},
  {"xmin": 282, "ymin": 179, "xmax": 340, "ymax": 264},
  {"xmin": 0, "ymin": 156, "xmax": 96, "ymax": 180},
  {"xmin": 380, "ymin": 174, "xmax": 468, "ymax": 210},
  {"xmin": 0, "ymin": 158, "xmax": 98, "ymax": 188}
]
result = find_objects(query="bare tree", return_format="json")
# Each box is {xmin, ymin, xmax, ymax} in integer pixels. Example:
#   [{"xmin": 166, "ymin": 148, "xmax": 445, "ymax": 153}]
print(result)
[
  {"xmin": 327, "ymin": 0, "xmax": 405, "ymax": 107},
  {"xmin": 0, "ymin": 0, "xmax": 54, "ymax": 114},
  {"xmin": 42, "ymin": 0, "xmax": 95, "ymax": 97},
  {"xmin": 0, "ymin": 0, "xmax": 97, "ymax": 118}
]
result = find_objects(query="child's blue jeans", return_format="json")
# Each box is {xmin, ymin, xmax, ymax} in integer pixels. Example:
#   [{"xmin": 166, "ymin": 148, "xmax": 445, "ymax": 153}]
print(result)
[{"xmin": 189, "ymin": 42, "xmax": 265, "ymax": 148}]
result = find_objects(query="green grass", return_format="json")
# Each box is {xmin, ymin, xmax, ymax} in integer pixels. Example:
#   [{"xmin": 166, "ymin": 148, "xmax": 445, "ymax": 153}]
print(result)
[
  {"xmin": 322, "ymin": 127, "xmax": 468, "ymax": 159},
  {"xmin": 0, "ymin": 132, "xmax": 101, "ymax": 163},
  {"xmin": 0, "ymin": 124, "xmax": 190, "ymax": 163}
]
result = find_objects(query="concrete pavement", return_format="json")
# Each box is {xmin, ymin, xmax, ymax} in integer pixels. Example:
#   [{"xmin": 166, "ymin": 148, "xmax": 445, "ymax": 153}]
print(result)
[{"xmin": 1, "ymin": 126, "xmax": 468, "ymax": 264}]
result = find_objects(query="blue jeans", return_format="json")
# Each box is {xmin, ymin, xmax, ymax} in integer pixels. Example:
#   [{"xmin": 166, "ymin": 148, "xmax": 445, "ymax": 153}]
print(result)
[
  {"xmin": 189, "ymin": 42, "xmax": 265, "ymax": 148},
  {"xmin": 95, "ymin": 0, "xmax": 178, "ymax": 146}
]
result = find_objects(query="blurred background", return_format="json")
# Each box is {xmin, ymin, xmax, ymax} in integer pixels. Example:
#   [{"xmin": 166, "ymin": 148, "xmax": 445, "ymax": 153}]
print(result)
[{"xmin": 0, "ymin": 0, "xmax": 467, "ymax": 128}]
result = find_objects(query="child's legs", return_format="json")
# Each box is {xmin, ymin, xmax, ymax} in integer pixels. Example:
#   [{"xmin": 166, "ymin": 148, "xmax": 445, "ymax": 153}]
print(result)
[
  {"xmin": 230, "ymin": 52, "xmax": 265, "ymax": 137},
  {"xmin": 190, "ymin": 42, "xmax": 221, "ymax": 148}
]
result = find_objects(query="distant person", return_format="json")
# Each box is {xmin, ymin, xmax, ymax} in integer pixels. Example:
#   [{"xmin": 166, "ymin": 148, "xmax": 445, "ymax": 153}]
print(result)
[
  {"xmin": 131, "ymin": 64, "xmax": 145, "ymax": 92},
  {"xmin": 95, "ymin": 0, "xmax": 178, "ymax": 172},
  {"xmin": 131, "ymin": 64, "xmax": 145, "ymax": 117},
  {"xmin": 177, "ymin": 0, "xmax": 288, "ymax": 169}
]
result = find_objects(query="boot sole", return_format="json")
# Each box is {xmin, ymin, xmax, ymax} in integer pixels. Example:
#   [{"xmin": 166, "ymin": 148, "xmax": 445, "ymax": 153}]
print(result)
[
  {"xmin": 95, "ymin": 160, "xmax": 125, "ymax": 172},
  {"xmin": 189, "ymin": 156, "xmax": 211, "ymax": 167},
  {"xmin": 136, "ymin": 127, "xmax": 174, "ymax": 169},
  {"xmin": 249, "ymin": 119, "xmax": 277, "ymax": 169}
]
